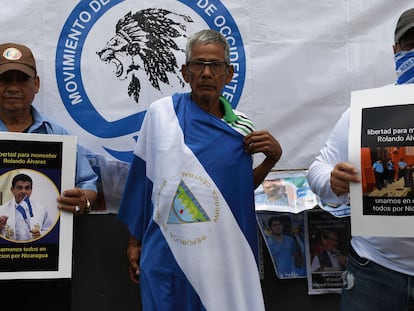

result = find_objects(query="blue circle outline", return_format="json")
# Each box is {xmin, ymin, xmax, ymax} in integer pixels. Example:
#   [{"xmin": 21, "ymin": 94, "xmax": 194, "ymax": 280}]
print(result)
[{"xmin": 56, "ymin": 0, "xmax": 246, "ymax": 139}]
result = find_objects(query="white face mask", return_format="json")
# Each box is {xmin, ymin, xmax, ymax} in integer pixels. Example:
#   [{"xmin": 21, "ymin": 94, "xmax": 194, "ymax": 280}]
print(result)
[{"xmin": 395, "ymin": 47, "xmax": 414, "ymax": 84}]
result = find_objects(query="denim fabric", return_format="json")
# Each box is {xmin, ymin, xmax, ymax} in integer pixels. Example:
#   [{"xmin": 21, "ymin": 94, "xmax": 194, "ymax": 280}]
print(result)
[{"xmin": 340, "ymin": 248, "xmax": 414, "ymax": 311}]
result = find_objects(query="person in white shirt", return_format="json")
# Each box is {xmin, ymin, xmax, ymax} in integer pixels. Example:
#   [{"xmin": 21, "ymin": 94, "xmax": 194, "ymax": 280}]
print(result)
[{"xmin": 308, "ymin": 8, "xmax": 414, "ymax": 311}]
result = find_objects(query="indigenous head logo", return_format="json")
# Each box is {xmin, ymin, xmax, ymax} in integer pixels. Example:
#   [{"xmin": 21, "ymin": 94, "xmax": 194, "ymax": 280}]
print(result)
[
  {"xmin": 56, "ymin": 0, "xmax": 246, "ymax": 162},
  {"xmin": 96, "ymin": 9, "xmax": 192, "ymax": 104}
]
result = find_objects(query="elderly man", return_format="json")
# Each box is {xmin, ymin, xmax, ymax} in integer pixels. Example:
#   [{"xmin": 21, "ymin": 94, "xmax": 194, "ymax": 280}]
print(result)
[
  {"xmin": 118, "ymin": 29, "xmax": 282, "ymax": 311},
  {"xmin": 0, "ymin": 42, "xmax": 98, "ymax": 310}
]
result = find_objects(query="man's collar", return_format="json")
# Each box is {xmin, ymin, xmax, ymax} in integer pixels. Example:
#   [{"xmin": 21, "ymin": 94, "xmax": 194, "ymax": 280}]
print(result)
[{"xmin": 220, "ymin": 96, "xmax": 239, "ymax": 123}]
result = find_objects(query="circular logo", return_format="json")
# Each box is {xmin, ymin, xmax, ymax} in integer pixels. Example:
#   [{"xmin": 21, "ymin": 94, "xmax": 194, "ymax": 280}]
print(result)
[
  {"xmin": 56, "ymin": 0, "xmax": 246, "ymax": 161},
  {"xmin": 154, "ymin": 171, "xmax": 222, "ymax": 244},
  {"xmin": 3, "ymin": 48, "xmax": 22, "ymax": 60}
]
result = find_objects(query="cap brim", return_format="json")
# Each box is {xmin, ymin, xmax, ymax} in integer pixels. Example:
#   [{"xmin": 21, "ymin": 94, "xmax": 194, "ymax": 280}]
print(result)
[
  {"xmin": 395, "ymin": 22, "xmax": 414, "ymax": 42},
  {"xmin": 0, "ymin": 63, "xmax": 35, "ymax": 77}
]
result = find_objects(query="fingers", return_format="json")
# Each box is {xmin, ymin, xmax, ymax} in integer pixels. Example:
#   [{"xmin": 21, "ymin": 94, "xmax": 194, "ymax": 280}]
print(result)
[
  {"xmin": 244, "ymin": 130, "xmax": 282, "ymax": 161},
  {"xmin": 57, "ymin": 188, "xmax": 91, "ymax": 216},
  {"xmin": 330, "ymin": 177, "xmax": 350, "ymax": 196},
  {"xmin": 31, "ymin": 230, "xmax": 41, "ymax": 239},
  {"xmin": 127, "ymin": 255, "xmax": 140, "ymax": 284},
  {"xmin": 0, "ymin": 216, "xmax": 8, "ymax": 230},
  {"xmin": 128, "ymin": 264, "xmax": 140, "ymax": 284},
  {"xmin": 127, "ymin": 236, "xmax": 141, "ymax": 284},
  {"xmin": 330, "ymin": 162, "xmax": 360, "ymax": 196}
]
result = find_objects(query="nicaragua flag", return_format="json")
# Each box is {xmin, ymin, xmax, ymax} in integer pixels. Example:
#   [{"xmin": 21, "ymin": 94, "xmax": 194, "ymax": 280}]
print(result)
[{"xmin": 118, "ymin": 92, "xmax": 265, "ymax": 311}]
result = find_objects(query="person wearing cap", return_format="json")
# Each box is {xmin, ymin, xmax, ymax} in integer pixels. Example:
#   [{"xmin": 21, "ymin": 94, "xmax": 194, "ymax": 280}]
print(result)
[
  {"xmin": 0, "ymin": 42, "xmax": 98, "ymax": 310},
  {"xmin": 307, "ymin": 8, "xmax": 414, "ymax": 311}
]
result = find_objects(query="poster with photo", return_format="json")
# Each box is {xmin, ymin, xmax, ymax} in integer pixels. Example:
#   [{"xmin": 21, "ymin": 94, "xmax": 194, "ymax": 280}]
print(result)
[
  {"xmin": 304, "ymin": 209, "xmax": 351, "ymax": 294},
  {"xmin": 255, "ymin": 170, "xmax": 319, "ymax": 213},
  {"xmin": 0, "ymin": 132, "xmax": 76, "ymax": 279},
  {"xmin": 349, "ymin": 84, "xmax": 414, "ymax": 236},
  {"xmin": 256, "ymin": 211, "xmax": 306, "ymax": 279}
]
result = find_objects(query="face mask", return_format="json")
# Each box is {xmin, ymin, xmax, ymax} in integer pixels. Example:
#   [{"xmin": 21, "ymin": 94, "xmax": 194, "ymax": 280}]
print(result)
[{"xmin": 395, "ymin": 48, "xmax": 414, "ymax": 84}]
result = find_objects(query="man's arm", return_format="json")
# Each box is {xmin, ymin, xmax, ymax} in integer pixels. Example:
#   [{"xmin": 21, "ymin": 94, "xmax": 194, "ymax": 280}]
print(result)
[
  {"xmin": 307, "ymin": 108, "xmax": 360, "ymax": 203},
  {"xmin": 244, "ymin": 130, "xmax": 282, "ymax": 189},
  {"xmin": 57, "ymin": 144, "xmax": 98, "ymax": 215}
]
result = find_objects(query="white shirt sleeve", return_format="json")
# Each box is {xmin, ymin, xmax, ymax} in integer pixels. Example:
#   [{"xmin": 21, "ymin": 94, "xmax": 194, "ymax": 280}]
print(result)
[{"xmin": 307, "ymin": 108, "xmax": 350, "ymax": 205}]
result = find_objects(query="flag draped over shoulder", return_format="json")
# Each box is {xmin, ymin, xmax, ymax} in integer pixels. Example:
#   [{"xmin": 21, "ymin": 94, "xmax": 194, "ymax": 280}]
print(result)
[{"xmin": 118, "ymin": 92, "xmax": 265, "ymax": 311}]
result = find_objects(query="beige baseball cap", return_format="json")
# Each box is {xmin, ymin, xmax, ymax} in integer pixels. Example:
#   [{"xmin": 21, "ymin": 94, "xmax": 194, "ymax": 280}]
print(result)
[{"xmin": 0, "ymin": 43, "xmax": 36, "ymax": 77}]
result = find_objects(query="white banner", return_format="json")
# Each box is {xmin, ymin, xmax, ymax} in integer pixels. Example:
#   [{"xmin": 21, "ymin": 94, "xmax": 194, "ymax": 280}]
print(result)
[{"xmin": 1, "ymin": 0, "xmax": 413, "ymax": 209}]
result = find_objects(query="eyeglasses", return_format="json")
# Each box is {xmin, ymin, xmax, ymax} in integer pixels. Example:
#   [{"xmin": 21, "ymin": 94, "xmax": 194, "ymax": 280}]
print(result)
[{"xmin": 186, "ymin": 61, "xmax": 228, "ymax": 74}]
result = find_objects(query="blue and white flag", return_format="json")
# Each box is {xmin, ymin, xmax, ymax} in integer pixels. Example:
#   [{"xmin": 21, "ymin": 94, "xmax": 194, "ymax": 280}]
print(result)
[{"xmin": 119, "ymin": 93, "xmax": 265, "ymax": 311}]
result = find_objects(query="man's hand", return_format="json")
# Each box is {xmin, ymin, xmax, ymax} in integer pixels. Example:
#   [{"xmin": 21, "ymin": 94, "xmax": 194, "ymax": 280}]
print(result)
[
  {"xmin": 127, "ymin": 235, "xmax": 141, "ymax": 284},
  {"xmin": 244, "ymin": 130, "xmax": 283, "ymax": 189},
  {"xmin": 57, "ymin": 188, "xmax": 97, "ymax": 216},
  {"xmin": 244, "ymin": 130, "xmax": 282, "ymax": 162},
  {"xmin": 330, "ymin": 162, "xmax": 360, "ymax": 196},
  {"xmin": 0, "ymin": 215, "xmax": 8, "ymax": 231},
  {"xmin": 31, "ymin": 229, "xmax": 41, "ymax": 239}
]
